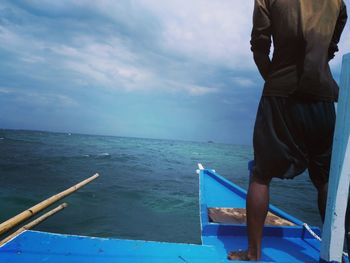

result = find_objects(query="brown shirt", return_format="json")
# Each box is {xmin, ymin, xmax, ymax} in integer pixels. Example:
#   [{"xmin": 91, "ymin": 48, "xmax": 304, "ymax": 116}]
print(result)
[{"xmin": 251, "ymin": 0, "xmax": 348, "ymax": 101}]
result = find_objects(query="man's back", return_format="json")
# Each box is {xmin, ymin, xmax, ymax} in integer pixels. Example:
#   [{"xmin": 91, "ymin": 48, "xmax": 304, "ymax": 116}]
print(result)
[{"xmin": 251, "ymin": 0, "xmax": 347, "ymax": 101}]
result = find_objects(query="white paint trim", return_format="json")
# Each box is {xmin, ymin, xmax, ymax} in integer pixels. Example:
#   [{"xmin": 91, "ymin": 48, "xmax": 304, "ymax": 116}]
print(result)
[{"xmin": 320, "ymin": 53, "xmax": 350, "ymax": 262}]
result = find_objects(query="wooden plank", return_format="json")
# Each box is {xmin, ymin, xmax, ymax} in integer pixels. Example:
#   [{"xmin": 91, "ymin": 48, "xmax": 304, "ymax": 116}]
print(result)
[
  {"xmin": 320, "ymin": 53, "xmax": 350, "ymax": 263},
  {"xmin": 208, "ymin": 207, "xmax": 295, "ymax": 226}
]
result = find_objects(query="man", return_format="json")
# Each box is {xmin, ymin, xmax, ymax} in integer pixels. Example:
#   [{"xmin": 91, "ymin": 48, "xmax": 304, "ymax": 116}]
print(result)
[{"xmin": 228, "ymin": 0, "xmax": 347, "ymax": 261}]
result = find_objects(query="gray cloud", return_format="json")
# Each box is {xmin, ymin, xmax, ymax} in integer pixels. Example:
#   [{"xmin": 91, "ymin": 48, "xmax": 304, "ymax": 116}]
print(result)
[{"xmin": 0, "ymin": 0, "xmax": 349, "ymax": 143}]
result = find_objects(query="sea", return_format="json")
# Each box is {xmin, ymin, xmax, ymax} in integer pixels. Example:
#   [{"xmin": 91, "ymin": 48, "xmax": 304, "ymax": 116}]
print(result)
[{"xmin": 0, "ymin": 129, "xmax": 322, "ymax": 244}]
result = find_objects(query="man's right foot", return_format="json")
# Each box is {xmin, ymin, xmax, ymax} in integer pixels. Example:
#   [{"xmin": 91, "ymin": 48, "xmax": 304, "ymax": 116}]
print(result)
[{"xmin": 227, "ymin": 250, "xmax": 250, "ymax": 261}]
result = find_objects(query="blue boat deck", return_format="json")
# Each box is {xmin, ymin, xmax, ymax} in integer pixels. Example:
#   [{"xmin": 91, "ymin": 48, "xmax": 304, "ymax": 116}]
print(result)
[
  {"xmin": 201, "ymin": 170, "xmax": 246, "ymax": 208},
  {"xmin": 199, "ymin": 169, "xmax": 343, "ymax": 263},
  {"xmin": 0, "ymin": 230, "xmax": 221, "ymax": 263},
  {"xmin": 203, "ymin": 229, "xmax": 321, "ymax": 262},
  {"xmin": 1, "ymin": 167, "xmax": 348, "ymax": 262}
]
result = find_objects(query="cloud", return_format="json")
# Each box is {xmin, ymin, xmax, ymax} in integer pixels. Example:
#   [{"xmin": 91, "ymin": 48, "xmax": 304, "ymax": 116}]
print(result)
[
  {"xmin": 333, "ymin": 25, "xmax": 350, "ymax": 69},
  {"xmin": 140, "ymin": 0, "xmax": 255, "ymax": 68},
  {"xmin": 186, "ymin": 85, "xmax": 218, "ymax": 96},
  {"xmin": 0, "ymin": 87, "xmax": 78, "ymax": 108},
  {"xmin": 0, "ymin": 0, "xmax": 257, "ymax": 96},
  {"xmin": 171, "ymin": 83, "xmax": 218, "ymax": 96},
  {"xmin": 232, "ymin": 77, "xmax": 256, "ymax": 88},
  {"xmin": 51, "ymin": 40, "xmax": 155, "ymax": 91},
  {"xmin": 0, "ymin": 0, "xmax": 349, "ymax": 143}
]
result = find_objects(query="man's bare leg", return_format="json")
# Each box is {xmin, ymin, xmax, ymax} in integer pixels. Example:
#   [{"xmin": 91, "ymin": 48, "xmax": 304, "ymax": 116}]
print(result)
[
  {"xmin": 228, "ymin": 177, "xmax": 270, "ymax": 261},
  {"xmin": 246, "ymin": 178, "xmax": 270, "ymax": 260},
  {"xmin": 308, "ymin": 165, "xmax": 329, "ymax": 222}
]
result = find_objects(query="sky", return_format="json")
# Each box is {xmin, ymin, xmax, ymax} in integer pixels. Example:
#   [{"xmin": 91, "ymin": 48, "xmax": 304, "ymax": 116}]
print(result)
[{"xmin": 0, "ymin": 0, "xmax": 349, "ymax": 144}]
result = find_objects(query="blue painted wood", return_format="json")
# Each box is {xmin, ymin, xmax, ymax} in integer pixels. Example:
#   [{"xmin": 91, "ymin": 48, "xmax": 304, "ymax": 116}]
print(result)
[
  {"xmin": 199, "ymin": 168, "xmax": 348, "ymax": 263},
  {"xmin": 321, "ymin": 53, "xmax": 350, "ymax": 263},
  {"xmin": 0, "ymin": 230, "xmax": 220, "ymax": 263},
  {"xmin": 201, "ymin": 170, "xmax": 304, "ymax": 226}
]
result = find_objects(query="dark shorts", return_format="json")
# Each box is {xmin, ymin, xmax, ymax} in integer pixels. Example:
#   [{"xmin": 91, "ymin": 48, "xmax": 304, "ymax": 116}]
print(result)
[{"xmin": 253, "ymin": 96, "xmax": 335, "ymax": 186}]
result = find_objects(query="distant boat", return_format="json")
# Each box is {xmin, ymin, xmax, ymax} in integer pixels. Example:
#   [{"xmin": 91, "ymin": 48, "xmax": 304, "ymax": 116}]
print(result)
[{"xmin": 207, "ymin": 140, "xmax": 214, "ymax": 143}]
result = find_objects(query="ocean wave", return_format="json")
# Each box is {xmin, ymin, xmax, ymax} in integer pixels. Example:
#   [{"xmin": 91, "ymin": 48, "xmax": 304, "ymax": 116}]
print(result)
[
  {"xmin": 79, "ymin": 153, "xmax": 111, "ymax": 158},
  {"xmin": 2, "ymin": 137, "xmax": 45, "ymax": 145},
  {"xmin": 142, "ymin": 196, "xmax": 195, "ymax": 212},
  {"xmin": 0, "ymin": 137, "xmax": 4, "ymax": 140}
]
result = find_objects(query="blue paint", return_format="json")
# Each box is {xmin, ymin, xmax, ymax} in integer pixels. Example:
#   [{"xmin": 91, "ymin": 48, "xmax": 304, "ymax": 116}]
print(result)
[
  {"xmin": 319, "ymin": 259, "xmax": 341, "ymax": 263},
  {"xmin": 199, "ymin": 168, "xmax": 349, "ymax": 263},
  {"xmin": 0, "ymin": 231, "xmax": 220, "ymax": 263},
  {"xmin": 1, "ymin": 166, "xmax": 349, "ymax": 262}
]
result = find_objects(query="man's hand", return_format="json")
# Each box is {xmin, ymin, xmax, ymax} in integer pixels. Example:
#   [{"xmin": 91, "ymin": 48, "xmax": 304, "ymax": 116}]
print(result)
[{"xmin": 253, "ymin": 52, "xmax": 271, "ymax": 81}]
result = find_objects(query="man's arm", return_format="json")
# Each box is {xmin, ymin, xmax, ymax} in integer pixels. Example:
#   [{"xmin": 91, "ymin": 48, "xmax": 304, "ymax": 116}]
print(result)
[
  {"xmin": 250, "ymin": 0, "xmax": 272, "ymax": 81},
  {"xmin": 329, "ymin": 1, "xmax": 348, "ymax": 60}
]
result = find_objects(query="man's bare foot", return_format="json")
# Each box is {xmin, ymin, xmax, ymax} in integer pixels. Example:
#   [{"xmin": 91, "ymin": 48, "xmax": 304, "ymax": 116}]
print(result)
[{"xmin": 227, "ymin": 250, "xmax": 250, "ymax": 261}]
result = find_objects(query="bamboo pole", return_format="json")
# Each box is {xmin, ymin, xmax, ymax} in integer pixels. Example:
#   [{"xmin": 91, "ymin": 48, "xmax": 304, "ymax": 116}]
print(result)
[
  {"xmin": 0, "ymin": 203, "xmax": 68, "ymax": 247},
  {"xmin": 0, "ymin": 173, "xmax": 99, "ymax": 235}
]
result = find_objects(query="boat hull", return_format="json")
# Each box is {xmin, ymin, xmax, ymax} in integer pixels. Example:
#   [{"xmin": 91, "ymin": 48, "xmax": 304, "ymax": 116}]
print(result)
[
  {"xmin": 0, "ymin": 166, "xmax": 347, "ymax": 263},
  {"xmin": 0, "ymin": 230, "xmax": 220, "ymax": 263},
  {"xmin": 199, "ymin": 168, "xmax": 348, "ymax": 263}
]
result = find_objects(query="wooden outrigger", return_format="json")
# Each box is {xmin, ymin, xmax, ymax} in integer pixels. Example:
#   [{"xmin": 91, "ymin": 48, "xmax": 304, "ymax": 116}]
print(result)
[
  {"xmin": 0, "ymin": 203, "xmax": 68, "ymax": 247},
  {"xmin": 0, "ymin": 173, "xmax": 99, "ymax": 236}
]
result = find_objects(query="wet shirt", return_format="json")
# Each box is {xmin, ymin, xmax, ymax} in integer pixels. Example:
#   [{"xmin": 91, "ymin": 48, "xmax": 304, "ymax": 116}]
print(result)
[{"xmin": 251, "ymin": 0, "xmax": 348, "ymax": 101}]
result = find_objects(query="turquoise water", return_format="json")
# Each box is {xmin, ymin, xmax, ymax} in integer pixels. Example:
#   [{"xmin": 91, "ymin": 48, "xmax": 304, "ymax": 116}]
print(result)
[{"xmin": 0, "ymin": 129, "xmax": 321, "ymax": 244}]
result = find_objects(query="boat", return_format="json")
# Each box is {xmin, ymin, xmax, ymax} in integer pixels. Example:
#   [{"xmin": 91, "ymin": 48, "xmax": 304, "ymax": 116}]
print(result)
[
  {"xmin": 198, "ymin": 164, "xmax": 348, "ymax": 263},
  {"xmin": 0, "ymin": 163, "xmax": 347, "ymax": 263}
]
